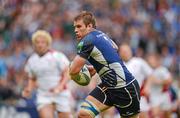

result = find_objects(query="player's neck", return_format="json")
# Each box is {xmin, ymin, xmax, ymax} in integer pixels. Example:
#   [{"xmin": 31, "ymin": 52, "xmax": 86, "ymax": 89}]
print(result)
[{"xmin": 37, "ymin": 50, "xmax": 49, "ymax": 57}]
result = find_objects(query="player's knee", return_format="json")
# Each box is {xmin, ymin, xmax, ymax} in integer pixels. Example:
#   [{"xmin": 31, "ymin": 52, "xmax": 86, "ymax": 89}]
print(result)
[
  {"xmin": 78, "ymin": 100, "xmax": 100, "ymax": 118},
  {"xmin": 78, "ymin": 110, "xmax": 92, "ymax": 118}
]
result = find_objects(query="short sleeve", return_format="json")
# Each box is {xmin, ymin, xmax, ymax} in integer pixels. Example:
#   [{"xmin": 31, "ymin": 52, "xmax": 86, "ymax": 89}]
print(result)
[
  {"xmin": 160, "ymin": 67, "xmax": 171, "ymax": 80},
  {"xmin": 141, "ymin": 59, "xmax": 153, "ymax": 77},
  {"xmin": 24, "ymin": 60, "xmax": 34, "ymax": 78},
  {"xmin": 53, "ymin": 52, "xmax": 70, "ymax": 70},
  {"xmin": 77, "ymin": 38, "xmax": 94, "ymax": 59}
]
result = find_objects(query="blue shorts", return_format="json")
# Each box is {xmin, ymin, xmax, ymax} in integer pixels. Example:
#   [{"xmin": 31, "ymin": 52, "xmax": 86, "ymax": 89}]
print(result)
[{"xmin": 89, "ymin": 80, "xmax": 140, "ymax": 117}]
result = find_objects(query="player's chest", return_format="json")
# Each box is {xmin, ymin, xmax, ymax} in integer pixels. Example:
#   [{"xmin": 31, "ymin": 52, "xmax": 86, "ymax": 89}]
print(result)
[{"xmin": 31, "ymin": 56, "xmax": 58, "ymax": 74}]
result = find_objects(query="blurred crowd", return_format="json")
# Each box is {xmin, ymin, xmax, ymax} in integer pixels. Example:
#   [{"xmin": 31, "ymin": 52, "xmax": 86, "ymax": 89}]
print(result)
[{"xmin": 0, "ymin": 0, "xmax": 179, "ymax": 117}]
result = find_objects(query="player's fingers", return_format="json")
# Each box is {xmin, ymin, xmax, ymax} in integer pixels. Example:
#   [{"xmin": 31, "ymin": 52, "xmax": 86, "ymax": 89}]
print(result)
[{"xmin": 22, "ymin": 90, "xmax": 30, "ymax": 98}]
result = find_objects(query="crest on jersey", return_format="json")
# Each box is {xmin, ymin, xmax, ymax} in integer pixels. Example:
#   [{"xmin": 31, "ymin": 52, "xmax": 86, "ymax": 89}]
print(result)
[{"xmin": 77, "ymin": 41, "xmax": 84, "ymax": 53}]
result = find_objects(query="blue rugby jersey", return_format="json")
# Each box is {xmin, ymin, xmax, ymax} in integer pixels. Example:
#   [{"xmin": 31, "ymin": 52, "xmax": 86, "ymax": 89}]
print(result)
[{"xmin": 77, "ymin": 30, "xmax": 135, "ymax": 88}]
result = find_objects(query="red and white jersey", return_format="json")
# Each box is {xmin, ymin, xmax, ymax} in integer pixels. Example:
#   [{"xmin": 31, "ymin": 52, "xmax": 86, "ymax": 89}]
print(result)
[
  {"xmin": 125, "ymin": 57, "xmax": 153, "ymax": 87},
  {"xmin": 25, "ymin": 50, "xmax": 70, "ymax": 95}
]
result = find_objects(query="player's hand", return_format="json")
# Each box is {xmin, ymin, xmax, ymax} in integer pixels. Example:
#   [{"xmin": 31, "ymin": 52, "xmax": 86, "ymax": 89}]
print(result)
[
  {"xmin": 141, "ymin": 87, "xmax": 150, "ymax": 97},
  {"xmin": 86, "ymin": 65, "xmax": 96, "ymax": 77},
  {"xmin": 22, "ymin": 88, "xmax": 32, "ymax": 98},
  {"xmin": 49, "ymin": 85, "xmax": 64, "ymax": 95}
]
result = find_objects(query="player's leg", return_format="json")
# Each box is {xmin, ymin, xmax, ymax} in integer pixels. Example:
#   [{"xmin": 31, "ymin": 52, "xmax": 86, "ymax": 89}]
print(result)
[
  {"xmin": 36, "ymin": 94, "xmax": 55, "ymax": 118},
  {"xmin": 58, "ymin": 112, "xmax": 72, "ymax": 118},
  {"xmin": 139, "ymin": 96, "xmax": 150, "ymax": 118},
  {"xmin": 77, "ymin": 84, "xmax": 112, "ymax": 118},
  {"xmin": 38, "ymin": 104, "xmax": 55, "ymax": 118},
  {"xmin": 114, "ymin": 80, "xmax": 140, "ymax": 118},
  {"xmin": 161, "ymin": 92, "xmax": 173, "ymax": 118},
  {"xmin": 55, "ymin": 90, "xmax": 72, "ymax": 118},
  {"xmin": 151, "ymin": 106, "xmax": 161, "ymax": 118},
  {"xmin": 121, "ymin": 114, "xmax": 139, "ymax": 118},
  {"xmin": 78, "ymin": 95, "xmax": 111, "ymax": 118},
  {"xmin": 100, "ymin": 107, "xmax": 116, "ymax": 118}
]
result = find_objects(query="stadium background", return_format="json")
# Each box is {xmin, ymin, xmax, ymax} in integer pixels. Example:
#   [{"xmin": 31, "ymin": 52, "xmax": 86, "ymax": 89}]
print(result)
[{"xmin": 0, "ymin": 0, "xmax": 179, "ymax": 118}]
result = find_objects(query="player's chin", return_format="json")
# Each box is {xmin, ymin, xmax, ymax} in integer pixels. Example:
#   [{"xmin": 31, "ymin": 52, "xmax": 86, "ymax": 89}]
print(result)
[{"xmin": 76, "ymin": 36, "xmax": 81, "ymax": 40}]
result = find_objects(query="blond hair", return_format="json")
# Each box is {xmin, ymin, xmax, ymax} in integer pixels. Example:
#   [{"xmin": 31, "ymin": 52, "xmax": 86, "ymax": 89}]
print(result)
[{"xmin": 32, "ymin": 30, "xmax": 52, "ymax": 45}]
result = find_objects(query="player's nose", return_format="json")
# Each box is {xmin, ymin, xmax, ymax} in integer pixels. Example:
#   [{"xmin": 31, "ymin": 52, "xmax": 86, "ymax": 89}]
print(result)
[{"xmin": 74, "ymin": 28, "xmax": 79, "ymax": 33}]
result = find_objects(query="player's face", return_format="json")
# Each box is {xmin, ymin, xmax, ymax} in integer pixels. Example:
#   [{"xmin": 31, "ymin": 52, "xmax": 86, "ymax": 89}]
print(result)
[
  {"xmin": 33, "ymin": 36, "xmax": 49, "ymax": 55},
  {"xmin": 119, "ymin": 45, "xmax": 132, "ymax": 62},
  {"xmin": 74, "ymin": 19, "xmax": 89, "ymax": 41},
  {"xmin": 147, "ymin": 54, "xmax": 158, "ymax": 68}
]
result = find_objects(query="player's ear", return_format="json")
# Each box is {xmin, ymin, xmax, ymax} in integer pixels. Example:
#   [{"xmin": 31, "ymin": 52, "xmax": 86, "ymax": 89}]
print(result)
[{"xmin": 87, "ymin": 23, "xmax": 93, "ymax": 28}]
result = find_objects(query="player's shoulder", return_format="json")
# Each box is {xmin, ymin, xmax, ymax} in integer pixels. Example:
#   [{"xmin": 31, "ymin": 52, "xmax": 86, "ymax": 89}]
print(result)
[
  {"xmin": 49, "ymin": 49, "xmax": 68, "ymax": 60},
  {"xmin": 129, "ymin": 57, "xmax": 150, "ymax": 68},
  {"xmin": 25, "ymin": 53, "xmax": 38, "ymax": 65},
  {"xmin": 82, "ymin": 33, "xmax": 94, "ymax": 43},
  {"xmin": 130, "ymin": 57, "xmax": 144, "ymax": 63},
  {"xmin": 77, "ymin": 35, "xmax": 94, "ymax": 50},
  {"xmin": 157, "ymin": 66, "xmax": 169, "ymax": 73},
  {"xmin": 27, "ymin": 53, "xmax": 38, "ymax": 61},
  {"xmin": 82, "ymin": 30, "xmax": 103, "ymax": 41}
]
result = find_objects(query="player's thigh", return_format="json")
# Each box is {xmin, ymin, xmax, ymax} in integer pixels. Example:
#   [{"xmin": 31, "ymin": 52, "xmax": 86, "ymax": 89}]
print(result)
[
  {"xmin": 121, "ymin": 114, "xmax": 139, "ymax": 118},
  {"xmin": 55, "ymin": 91, "xmax": 72, "ymax": 113},
  {"xmin": 86, "ymin": 95, "xmax": 111, "ymax": 111},
  {"xmin": 100, "ymin": 107, "xmax": 116, "ymax": 117},
  {"xmin": 78, "ymin": 95, "xmax": 111, "ymax": 117},
  {"xmin": 58, "ymin": 112, "xmax": 72, "ymax": 118},
  {"xmin": 38, "ymin": 104, "xmax": 55, "ymax": 118}
]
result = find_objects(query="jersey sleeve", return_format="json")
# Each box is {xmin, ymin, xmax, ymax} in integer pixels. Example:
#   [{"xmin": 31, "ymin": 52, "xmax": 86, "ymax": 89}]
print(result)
[
  {"xmin": 160, "ymin": 67, "xmax": 171, "ymax": 80},
  {"xmin": 24, "ymin": 60, "xmax": 35, "ymax": 78},
  {"xmin": 53, "ymin": 52, "xmax": 70, "ymax": 70},
  {"xmin": 140, "ymin": 59, "xmax": 153, "ymax": 77},
  {"xmin": 77, "ymin": 37, "xmax": 94, "ymax": 59}
]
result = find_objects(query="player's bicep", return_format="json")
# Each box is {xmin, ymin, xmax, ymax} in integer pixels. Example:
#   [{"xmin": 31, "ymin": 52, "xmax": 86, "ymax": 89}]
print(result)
[
  {"xmin": 69, "ymin": 55, "xmax": 86, "ymax": 75},
  {"xmin": 24, "ymin": 61, "xmax": 36, "ymax": 79}
]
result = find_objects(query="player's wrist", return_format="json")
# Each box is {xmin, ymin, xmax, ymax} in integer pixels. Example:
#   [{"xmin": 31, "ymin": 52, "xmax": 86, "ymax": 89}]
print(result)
[
  {"xmin": 24, "ymin": 87, "xmax": 32, "ymax": 93},
  {"xmin": 70, "ymin": 72, "xmax": 79, "ymax": 80}
]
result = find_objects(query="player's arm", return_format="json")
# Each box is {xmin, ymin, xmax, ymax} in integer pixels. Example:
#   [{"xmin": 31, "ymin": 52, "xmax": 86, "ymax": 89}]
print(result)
[
  {"xmin": 140, "ymin": 60, "xmax": 154, "ymax": 96},
  {"xmin": 60, "ymin": 66, "xmax": 70, "ymax": 86},
  {"xmin": 70, "ymin": 37, "xmax": 94, "ymax": 79},
  {"xmin": 141, "ymin": 75, "xmax": 155, "ymax": 96},
  {"xmin": 50, "ymin": 52, "xmax": 71, "ymax": 93},
  {"xmin": 50, "ymin": 66, "xmax": 70, "ymax": 94},
  {"xmin": 22, "ymin": 73, "xmax": 37, "ymax": 98},
  {"xmin": 69, "ymin": 55, "xmax": 86, "ymax": 80},
  {"xmin": 162, "ymin": 73, "xmax": 172, "ymax": 87},
  {"xmin": 86, "ymin": 65, "xmax": 96, "ymax": 77},
  {"xmin": 22, "ymin": 61, "xmax": 37, "ymax": 98}
]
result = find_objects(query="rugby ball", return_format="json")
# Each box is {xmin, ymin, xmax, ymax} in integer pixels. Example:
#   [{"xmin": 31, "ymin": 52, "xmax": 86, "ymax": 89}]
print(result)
[{"xmin": 73, "ymin": 65, "xmax": 91, "ymax": 86}]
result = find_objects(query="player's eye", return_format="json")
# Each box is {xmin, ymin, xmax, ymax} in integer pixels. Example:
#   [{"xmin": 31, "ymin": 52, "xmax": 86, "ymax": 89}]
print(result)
[{"xmin": 76, "ymin": 25, "xmax": 81, "ymax": 28}]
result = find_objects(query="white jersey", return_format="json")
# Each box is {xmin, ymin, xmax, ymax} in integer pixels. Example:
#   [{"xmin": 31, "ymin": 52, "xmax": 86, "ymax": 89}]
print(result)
[
  {"xmin": 149, "ymin": 66, "xmax": 172, "ymax": 110},
  {"xmin": 125, "ymin": 57, "xmax": 153, "ymax": 87},
  {"xmin": 125, "ymin": 57, "xmax": 153, "ymax": 112},
  {"xmin": 25, "ymin": 50, "xmax": 70, "ymax": 95},
  {"xmin": 150, "ymin": 66, "xmax": 171, "ymax": 95}
]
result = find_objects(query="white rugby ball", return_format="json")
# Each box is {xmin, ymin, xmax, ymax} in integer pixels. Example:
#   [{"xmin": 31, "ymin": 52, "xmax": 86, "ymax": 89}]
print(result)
[{"xmin": 73, "ymin": 65, "xmax": 91, "ymax": 86}]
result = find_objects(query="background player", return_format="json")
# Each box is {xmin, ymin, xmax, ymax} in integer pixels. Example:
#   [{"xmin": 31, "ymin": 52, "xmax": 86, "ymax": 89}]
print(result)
[
  {"xmin": 119, "ymin": 43, "xmax": 154, "ymax": 118},
  {"xmin": 22, "ymin": 30, "xmax": 72, "ymax": 118},
  {"xmin": 69, "ymin": 11, "xmax": 140, "ymax": 118},
  {"xmin": 147, "ymin": 52, "xmax": 173, "ymax": 118}
]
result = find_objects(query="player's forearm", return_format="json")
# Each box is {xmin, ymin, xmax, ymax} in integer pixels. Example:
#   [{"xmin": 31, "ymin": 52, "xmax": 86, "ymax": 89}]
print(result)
[
  {"xmin": 26, "ymin": 78, "xmax": 37, "ymax": 91},
  {"xmin": 69, "ymin": 63, "xmax": 81, "ymax": 75},
  {"xmin": 69, "ymin": 55, "xmax": 86, "ymax": 75},
  {"xmin": 58, "ymin": 67, "xmax": 71, "ymax": 88},
  {"xmin": 70, "ymin": 72, "xmax": 80, "ymax": 81}
]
